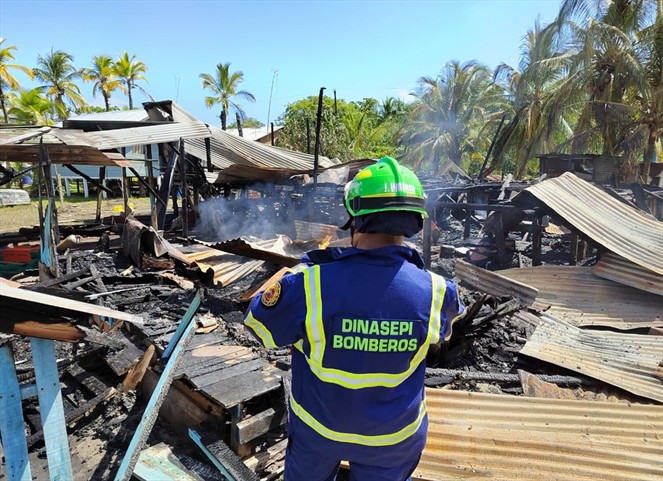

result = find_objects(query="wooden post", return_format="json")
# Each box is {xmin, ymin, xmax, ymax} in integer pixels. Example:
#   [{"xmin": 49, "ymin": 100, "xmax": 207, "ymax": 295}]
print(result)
[
  {"xmin": 236, "ymin": 112, "xmax": 243, "ymax": 137},
  {"xmin": 145, "ymin": 152, "xmax": 158, "ymax": 230},
  {"xmin": 423, "ymin": 216, "xmax": 432, "ymax": 270},
  {"xmin": 122, "ymin": 167, "xmax": 129, "ymax": 215},
  {"xmin": 271, "ymin": 122, "xmax": 275, "ymax": 146},
  {"xmin": 532, "ymin": 215, "xmax": 542, "ymax": 266},
  {"xmin": 494, "ymin": 212, "xmax": 507, "ymax": 269},
  {"xmin": 56, "ymin": 173, "xmax": 64, "ymax": 207},
  {"xmin": 179, "ymin": 139, "xmax": 189, "ymax": 237},
  {"xmin": 313, "ymin": 87, "xmax": 326, "ymax": 189},
  {"xmin": 96, "ymin": 166, "xmax": 106, "ymax": 223},
  {"xmin": 0, "ymin": 345, "xmax": 33, "ymax": 481},
  {"xmin": 204, "ymin": 137, "xmax": 212, "ymax": 172},
  {"xmin": 31, "ymin": 338, "xmax": 74, "ymax": 480},
  {"xmin": 157, "ymin": 148, "xmax": 179, "ymax": 230},
  {"xmin": 463, "ymin": 192, "xmax": 474, "ymax": 240}
]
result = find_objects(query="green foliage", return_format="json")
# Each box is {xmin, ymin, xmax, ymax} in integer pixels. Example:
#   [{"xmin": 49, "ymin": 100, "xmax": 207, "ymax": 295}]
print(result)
[
  {"xmin": 6, "ymin": 87, "xmax": 60, "ymax": 125},
  {"xmin": 200, "ymin": 62, "xmax": 255, "ymax": 130},
  {"xmin": 0, "ymin": 38, "xmax": 34, "ymax": 122},
  {"xmin": 33, "ymin": 48, "xmax": 87, "ymax": 119},
  {"xmin": 114, "ymin": 52, "xmax": 149, "ymax": 109},
  {"xmin": 276, "ymin": 95, "xmax": 409, "ymax": 161},
  {"xmin": 81, "ymin": 55, "xmax": 125, "ymax": 111},
  {"xmin": 228, "ymin": 116, "xmax": 264, "ymax": 129}
]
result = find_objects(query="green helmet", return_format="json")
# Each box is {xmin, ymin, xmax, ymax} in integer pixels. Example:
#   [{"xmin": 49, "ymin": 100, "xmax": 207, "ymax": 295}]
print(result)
[{"xmin": 344, "ymin": 156, "xmax": 427, "ymax": 217}]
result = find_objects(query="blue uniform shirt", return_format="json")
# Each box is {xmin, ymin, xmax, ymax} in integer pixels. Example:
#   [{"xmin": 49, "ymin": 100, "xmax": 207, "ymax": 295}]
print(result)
[{"xmin": 244, "ymin": 245, "xmax": 464, "ymax": 464}]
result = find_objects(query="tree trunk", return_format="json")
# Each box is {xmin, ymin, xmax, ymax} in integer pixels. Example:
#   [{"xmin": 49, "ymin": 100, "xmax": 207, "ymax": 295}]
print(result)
[
  {"xmin": 128, "ymin": 84, "xmax": 133, "ymax": 110},
  {"xmin": 642, "ymin": 128, "xmax": 658, "ymax": 183},
  {"xmin": 236, "ymin": 112, "xmax": 243, "ymax": 137},
  {"xmin": 0, "ymin": 82, "xmax": 7, "ymax": 123},
  {"xmin": 103, "ymin": 92, "xmax": 111, "ymax": 112},
  {"xmin": 220, "ymin": 108, "xmax": 227, "ymax": 130}
]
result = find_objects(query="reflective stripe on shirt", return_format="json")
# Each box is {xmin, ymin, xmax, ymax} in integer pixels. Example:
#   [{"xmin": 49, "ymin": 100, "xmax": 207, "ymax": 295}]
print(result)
[
  {"xmin": 290, "ymin": 392, "xmax": 427, "ymax": 446},
  {"xmin": 245, "ymin": 311, "xmax": 278, "ymax": 349},
  {"xmin": 292, "ymin": 268, "xmax": 447, "ymax": 390}
]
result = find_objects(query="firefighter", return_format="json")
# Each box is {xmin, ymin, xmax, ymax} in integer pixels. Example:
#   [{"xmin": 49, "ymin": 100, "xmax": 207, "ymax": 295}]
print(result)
[{"xmin": 244, "ymin": 156, "xmax": 464, "ymax": 481}]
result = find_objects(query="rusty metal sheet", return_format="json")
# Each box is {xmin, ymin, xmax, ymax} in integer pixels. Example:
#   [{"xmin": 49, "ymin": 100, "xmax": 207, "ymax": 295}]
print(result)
[
  {"xmin": 83, "ymin": 122, "xmax": 210, "ymax": 150},
  {"xmin": 417, "ymin": 388, "xmax": 663, "ymax": 481},
  {"xmin": 500, "ymin": 265, "xmax": 663, "ymax": 329},
  {"xmin": 0, "ymin": 144, "xmax": 129, "ymax": 166},
  {"xmin": 520, "ymin": 172, "xmax": 663, "ymax": 275},
  {"xmin": 190, "ymin": 236, "xmax": 302, "ymax": 268},
  {"xmin": 520, "ymin": 313, "xmax": 663, "ymax": 402},
  {"xmin": 293, "ymin": 220, "xmax": 339, "ymax": 242},
  {"xmin": 455, "ymin": 259, "xmax": 539, "ymax": 306},
  {"xmin": 184, "ymin": 249, "xmax": 264, "ymax": 287},
  {"xmin": 593, "ymin": 252, "xmax": 663, "ymax": 297}
]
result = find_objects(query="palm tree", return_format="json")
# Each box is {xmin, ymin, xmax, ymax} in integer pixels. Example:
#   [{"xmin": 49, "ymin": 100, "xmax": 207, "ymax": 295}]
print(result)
[
  {"xmin": 114, "ymin": 52, "xmax": 148, "ymax": 109},
  {"xmin": 81, "ymin": 55, "xmax": 125, "ymax": 111},
  {"xmin": 400, "ymin": 61, "xmax": 505, "ymax": 175},
  {"xmin": 7, "ymin": 88, "xmax": 59, "ymax": 125},
  {"xmin": 0, "ymin": 38, "xmax": 34, "ymax": 123},
  {"xmin": 553, "ymin": 0, "xmax": 658, "ymax": 179},
  {"xmin": 491, "ymin": 21, "xmax": 573, "ymax": 178},
  {"xmin": 33, "ymin": 48, "xmax": 86, "ymax": 119},
  {"xmin": 200, "ymin": 62, "xmax": 256, "ymax": 130}
]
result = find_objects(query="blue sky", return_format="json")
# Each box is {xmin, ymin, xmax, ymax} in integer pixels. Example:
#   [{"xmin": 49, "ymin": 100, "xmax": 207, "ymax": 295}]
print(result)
[{"xmin": 1, "ymin": 0, "xmax": 561, "ymax": 126}]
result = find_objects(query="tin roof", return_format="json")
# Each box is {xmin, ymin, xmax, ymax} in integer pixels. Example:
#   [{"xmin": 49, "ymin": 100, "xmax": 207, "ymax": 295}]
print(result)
[
  {"xmin": 499, "ymin": 265, "xmax": 662, "ymax": 330},
  {"xmin": 82, "ymin": 121, "xmax": 210, "ymax": 150},
  {"xmin": 519, "ymin": 173, "xmax": 663, "ymax": 275},
  {"xmin": 520, "ymin": 313, "xmax": 663, "ymax": 402},
  {"xmin": 593, "ymin": 252, "xmax": 663, "ymax": 297},
  {"xmin": 419, "ymin": 388, "xmax": 663, "ymax": 481}
]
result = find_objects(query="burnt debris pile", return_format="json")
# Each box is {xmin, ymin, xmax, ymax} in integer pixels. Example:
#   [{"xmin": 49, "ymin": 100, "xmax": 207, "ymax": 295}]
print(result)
[{"xmin": 1, "ymin": 171, "xmax": 662, "ymax": 481}]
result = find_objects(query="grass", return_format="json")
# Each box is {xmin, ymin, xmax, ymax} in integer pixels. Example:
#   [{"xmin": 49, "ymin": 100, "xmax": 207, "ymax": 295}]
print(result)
[{"xmin": 0, "ymin": 196, "xmax": 154, "ymax": 234}]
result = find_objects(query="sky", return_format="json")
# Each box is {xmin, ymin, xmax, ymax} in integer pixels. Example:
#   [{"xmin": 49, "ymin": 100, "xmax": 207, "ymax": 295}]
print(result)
[{"xmin": 1, "ymin": 0, "xmax": 561, "ymax": 127}]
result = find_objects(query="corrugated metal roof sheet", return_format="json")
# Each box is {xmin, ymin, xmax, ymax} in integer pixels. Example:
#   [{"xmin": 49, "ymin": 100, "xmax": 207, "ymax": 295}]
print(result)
[
  {"xmin": 81, "ymin": 122, "xmax": 210, "ymax": 150},
  {"xmin": 184, "ymin": 249, "xmax": 265, "ymax": 287},
  {"xmin": 455, "ymin": 259, "xmax": 539, "ymax": 306},
  {"xmin": 226, "ymin": 126, "xmax": 283, "ymax": 142},
  {"xmin": 66, "ymin": 109, "xmax": 150, "ymax": 122},
  {"xmin": 593, "ymin": 252, "xmax": 663, "ymax": 297},
  {"xmin": 189, "ymin": 236, "xmax": 301, "ymax": 268},
  {"xmin": 520, "ymin": 172, "xmax": 663, "ymax": 275},
  {"xmin": 418, "ymin": 388, "xmax": 663, "ymax": 481},
  {"xmin": 520, "ymin": 313, "xmax": 663, "ymax": 402},
  {"xmin": 0, "ymin": 144, "xmax": 129, "ymax": 166},
  {"xmin": 500, "ymin": 265, "xmax": 662, "ymax": 330}
]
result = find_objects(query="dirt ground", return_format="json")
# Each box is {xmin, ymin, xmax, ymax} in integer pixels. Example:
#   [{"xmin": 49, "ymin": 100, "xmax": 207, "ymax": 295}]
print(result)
[{"xmin": 0, "ymin": 197, "xmax": 152, "ymax": 234}]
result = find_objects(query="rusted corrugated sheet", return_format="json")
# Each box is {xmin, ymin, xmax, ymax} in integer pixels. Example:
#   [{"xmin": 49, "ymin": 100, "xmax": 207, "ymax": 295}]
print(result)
[
  {"xmin": 520, "ymin": 313, "xmax": 663, "ymax": 402},
  {"xmin": 190, "ymin": 236, "xmax": 302, "ymax": 267},
  {"xmin": 183, "ymin": 249, "xmax": 264, "ymax": 287},
  {"xmin": 500, "ymin": 266, "xmax": 662, "ymax": 329},
  {"xmin": 455, "ymin": 259, "xmax": 539, "ymax": 306},
  {"xmin": 520, "ymin": 172, "xmax": 663, "ymax": 275},
  {"xmin": 417, "ymin": 388, "xmax": 663, "ymax": 481},
  {"xmin": 81, "ymin": 122, "xmax": 210, "ymax": 150},
  {"xmin": 593, "ymin": 252, "xmax": 663, "ymax": 297}
]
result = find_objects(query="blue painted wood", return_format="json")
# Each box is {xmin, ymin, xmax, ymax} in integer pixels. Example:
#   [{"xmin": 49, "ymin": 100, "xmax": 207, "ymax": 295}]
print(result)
[
  {"xmin": 0, "ymin": 346, "xmax": 32, "ymax": 481},
  {"xmin": 40, "ymin": 199, "xmax": 52, "ymax": 265},
  {"xmin": 188, "ymin": 429, "xmax": 236, "ymax": 481},
  {"xmin": 161, "ymin": 290, "xmax": 202, "ymax": 360},
  {"xmin": 19, "ymin": 381, "xmax": 38, "ymax": 400},
  {"xmin": 114, "ymin": 290, "xmax": 202, "ymax": 481},
  {"xmin": 31, "ymin": 338, "xmax": 74, "ymax": 481}
]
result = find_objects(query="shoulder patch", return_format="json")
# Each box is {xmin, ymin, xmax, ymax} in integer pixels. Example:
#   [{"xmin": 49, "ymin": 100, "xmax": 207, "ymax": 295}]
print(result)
[{"xmin": 261, "ymin": 281, "xmax": 282, "ymax": 308}]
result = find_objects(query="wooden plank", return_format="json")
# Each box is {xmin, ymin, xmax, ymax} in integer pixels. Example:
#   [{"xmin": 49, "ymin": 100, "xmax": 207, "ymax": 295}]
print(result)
[
  {"xmin": 0, "ymin": 345, "xmax": 32, "ymax": 481},
  {"xmin": 114, "ymin": 290, "xmax": 202, "ymax": 481},
  {"xmin": 234, "ymin": 407, "xmax": 288, "ymax": 446},
  {"xmin": 175, "ymin": 345, "xmax": 255, "ymax": 379},
  {"xmin": 188, "ymin": 358, "xmax": 265, "ymax": 390},
  {"xmin": 1, "ymin": 284, "xmax": 143, "ymax": 325},
  {"xmin": 134, "ymin": 443, "xmax": 204, "ymax": 481},
  {"xmin": 2, "ymin": 318, "xmax": 86, "ymax": 342},
  {"xmin": 243, "ymin": 438, "xmax": 287, "ymax": 473},
  {"xmin": 188, "ymin": 429, "xmax": 259, "ymax": 481},
  {"xmin": 122, "ymin": 344, "xmax": 155, "ymax": 392},
  {"xmin": 140, "ymin": 370, "xmax": 218, "ymax": 437},
  {"xmin": 31, "ymin": 338, "xmax": 74, "ymax": 481},
  {"xmin": 106, "ymin": 340, "xmax": 144, "ymax": 376},
  {"xmin": 203, "ymin": 365, "xmax": 283, "ymax": 409}
]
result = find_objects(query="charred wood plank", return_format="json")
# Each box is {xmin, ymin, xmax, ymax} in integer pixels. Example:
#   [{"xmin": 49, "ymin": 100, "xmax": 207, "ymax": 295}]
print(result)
[
  {"xmin": 425, "ymin": 368, "xmax": 585, "ymax": 387},
  {"xmin": 35, "ymin": 266, "xmax": 90, "ymax": 288},
  {"xmin": 234, "ymin": 407, "xmax": 287, "ymax": 447}
]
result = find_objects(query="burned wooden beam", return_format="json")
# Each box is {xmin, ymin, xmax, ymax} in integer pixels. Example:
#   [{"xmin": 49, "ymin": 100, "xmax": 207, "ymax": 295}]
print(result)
[{"xmin": 64, "ymin": 164, "xmax": 113, "ymax": 195}]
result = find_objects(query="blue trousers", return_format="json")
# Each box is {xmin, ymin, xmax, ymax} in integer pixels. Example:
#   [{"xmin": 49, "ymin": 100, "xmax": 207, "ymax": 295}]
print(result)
[{"xmin": 284, "ymin": 430, "xmax": 422, "ymax": 481}]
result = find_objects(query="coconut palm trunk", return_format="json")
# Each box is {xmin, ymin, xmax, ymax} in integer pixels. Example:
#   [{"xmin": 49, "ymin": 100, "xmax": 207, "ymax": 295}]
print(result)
[{"xmin": 0, "ymin": 82, "xmax": 7, "ymax": 123}]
